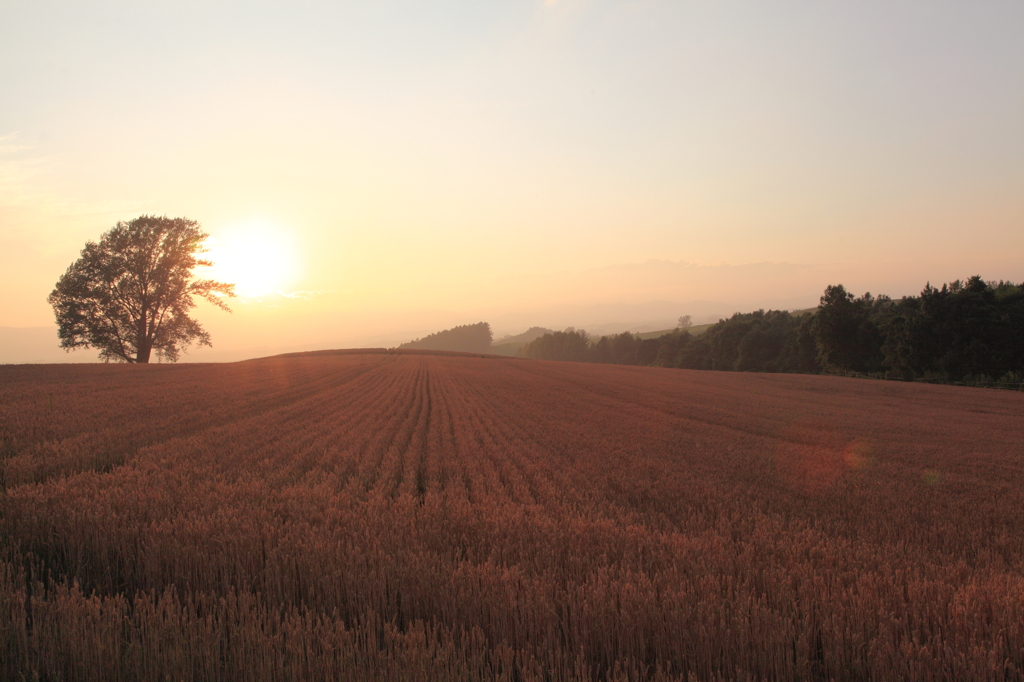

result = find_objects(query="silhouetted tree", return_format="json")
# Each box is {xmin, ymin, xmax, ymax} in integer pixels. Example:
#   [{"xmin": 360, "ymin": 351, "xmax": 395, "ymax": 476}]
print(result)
[
  {"xmin": 789, "ymin": 314, "xmax": 821, "ymax": 373},
  {"xmin": 734, "ymin": 312, "xmax": 792, "ymax": 372},
  {"xmin": 590, "ymin": 332, "xmax": 643, "ymax": 365},
  {"xmin": 400, "ymin": 322, "xmax": 493, "ymax": 353},
  {"xmin": 48, "ymin": 216, "xmax": 235, "ymax": 363},
  {"xmin": 811, "ymin": 285, "xmax": 886, "ymax": 373},
  {"xmin": 881, "ymin": 277, "xmax": 1024, "ymax": 381},
  {"xmin": 516, "ymin": 278, "xmax": 1021, "ymax": 385},
  {"xmin": 684, "ymin": 310, "xmax": 819, "ymax": 373},
  {"xmin": 521, "ymin": 329, "xmax": 590, "ymax": 362}
]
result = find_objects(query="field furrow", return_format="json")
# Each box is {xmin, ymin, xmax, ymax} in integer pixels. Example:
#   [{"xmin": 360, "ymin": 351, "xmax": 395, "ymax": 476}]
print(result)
[{"xmin": 2, "ymin": 351, "xmax": 1023, "ymax": 682}]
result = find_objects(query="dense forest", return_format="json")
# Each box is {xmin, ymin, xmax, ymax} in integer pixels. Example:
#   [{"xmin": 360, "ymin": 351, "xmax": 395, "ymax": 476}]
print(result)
[
  {"xmin": 399, "ymin": 322, "xmax": 493, "ymax": 353},
  {"xmin": 522, "ymin": 277, "xmax": 1024, "ymax": 387}
]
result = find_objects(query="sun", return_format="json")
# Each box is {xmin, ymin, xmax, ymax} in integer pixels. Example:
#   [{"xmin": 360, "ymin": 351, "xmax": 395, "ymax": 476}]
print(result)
[{"xmin": 204, "ymin": 220, "xmax": 300, "ymax": 297}]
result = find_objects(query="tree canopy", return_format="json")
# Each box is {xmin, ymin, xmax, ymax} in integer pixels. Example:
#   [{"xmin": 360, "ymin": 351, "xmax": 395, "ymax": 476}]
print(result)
[
  {"xmin": 48, "ymin": 215, "xmax": 235, "ymax": 363},
  {"xmin": 519, "ymin": 277, "xmax": 1024, "ymax": 387},
  {"xmin": 399, "ymin": 322, "xmax": 493, "ymax": 353}
]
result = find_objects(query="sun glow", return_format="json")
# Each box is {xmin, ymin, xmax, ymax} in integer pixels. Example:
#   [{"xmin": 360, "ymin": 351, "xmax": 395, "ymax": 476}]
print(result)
[{"xmin": 204, "ymin": 220, "xmax": 301, "ymax": 297}]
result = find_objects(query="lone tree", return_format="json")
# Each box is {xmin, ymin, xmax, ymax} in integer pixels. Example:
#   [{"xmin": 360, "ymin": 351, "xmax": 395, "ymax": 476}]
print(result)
[{"xmin": 48, "ymin": 215, "xmax": 235, "ymax": 363}]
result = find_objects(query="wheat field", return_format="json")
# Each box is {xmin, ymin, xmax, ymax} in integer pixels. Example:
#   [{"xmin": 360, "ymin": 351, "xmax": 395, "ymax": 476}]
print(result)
[{"xmin": 2, "ymin": 351, "xmax": 1023, "ymax": 681}]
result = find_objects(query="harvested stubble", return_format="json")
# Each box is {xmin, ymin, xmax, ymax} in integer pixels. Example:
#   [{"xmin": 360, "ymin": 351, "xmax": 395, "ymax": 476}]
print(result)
[{"xmin": 1, "ymin": 351, "xmax": 1023, "ymax": 681}]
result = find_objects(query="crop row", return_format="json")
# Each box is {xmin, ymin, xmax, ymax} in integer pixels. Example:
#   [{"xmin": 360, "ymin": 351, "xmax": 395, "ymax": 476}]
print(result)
[{"xmin": 1, "ymin": 352, "xmax": 1023, "ymax": 680}]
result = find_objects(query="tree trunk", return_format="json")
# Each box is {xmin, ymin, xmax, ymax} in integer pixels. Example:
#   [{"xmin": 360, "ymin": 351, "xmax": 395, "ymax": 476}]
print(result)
[{"xmin": 136, "ymin": 302, "xmax": 151, "ymax": 363}]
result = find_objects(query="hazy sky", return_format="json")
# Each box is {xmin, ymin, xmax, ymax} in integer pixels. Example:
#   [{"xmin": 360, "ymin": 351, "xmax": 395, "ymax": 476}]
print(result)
[{"xmin": 2, "ymin": 1, "xmax": 1023, "ymax": 359}]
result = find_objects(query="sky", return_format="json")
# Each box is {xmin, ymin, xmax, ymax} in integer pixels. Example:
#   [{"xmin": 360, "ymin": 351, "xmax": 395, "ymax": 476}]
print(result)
[{"xmin": 2, "ymin": 1, "xmax": 1023, "ymax": 361}]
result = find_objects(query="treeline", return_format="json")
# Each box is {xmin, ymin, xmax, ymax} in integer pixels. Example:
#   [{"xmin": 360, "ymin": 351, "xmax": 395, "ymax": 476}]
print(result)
[
  {"xmin": 522, "ymin": 277, "xmax": 1024, "ymax": 385},
  {"xmin": 399, "ymin": 322, "xmax": 493, "ymax": 353}
]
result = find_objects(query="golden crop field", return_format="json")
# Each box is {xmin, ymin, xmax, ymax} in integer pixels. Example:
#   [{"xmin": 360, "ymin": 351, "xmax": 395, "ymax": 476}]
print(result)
[{"xmin": 2, "ymin": 350, "xmax": 1023, "ymax": 681}]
